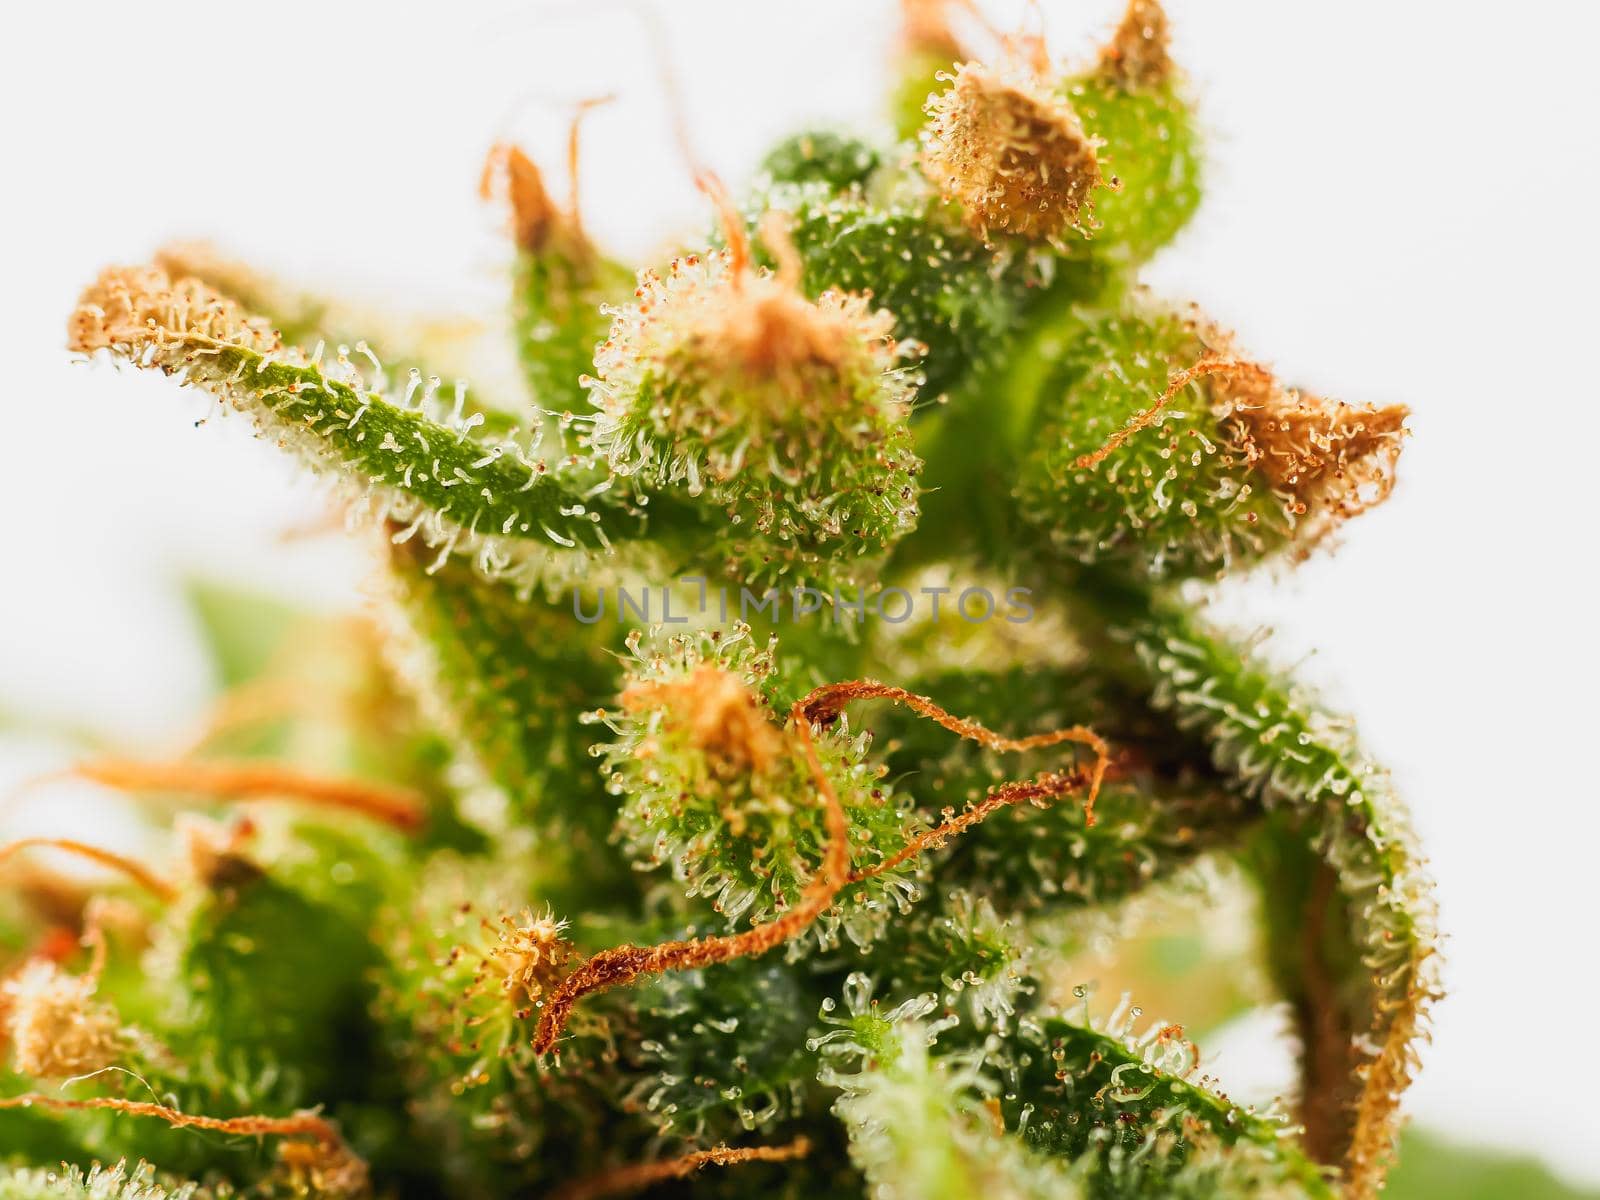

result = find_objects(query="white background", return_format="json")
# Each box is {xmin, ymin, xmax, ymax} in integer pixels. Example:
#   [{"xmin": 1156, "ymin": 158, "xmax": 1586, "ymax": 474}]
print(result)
[{"xmin": 2, "ymin": 0, "xmax": 1597, "ymax": 1184}]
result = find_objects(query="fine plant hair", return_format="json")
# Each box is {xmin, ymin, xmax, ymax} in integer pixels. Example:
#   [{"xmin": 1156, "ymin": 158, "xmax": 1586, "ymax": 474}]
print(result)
[{"xmin": 5, "ymin": 3, "xmax": 1437, "ymax": 1198}]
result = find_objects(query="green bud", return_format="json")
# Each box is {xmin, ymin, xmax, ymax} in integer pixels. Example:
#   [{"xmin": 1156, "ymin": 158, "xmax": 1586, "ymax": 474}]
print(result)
[
  {"xmin": 47, "ymin": 6, "xmax": 1440, "ymax": 1192},
  {"xmin": 752, "ymin": 176, "xmax": 1056, "ymax": 401},
  {"xmin": 372, "ymin": 854, "xmax": 623, "ymax": 1195},
  {"xmin": 1064, "ymin": 0, "xmax": 1204, "ymax": 263},
  {"xmin": 483, "ymin": 144, "xmax": 633, "ymax": 414},
  {"xmin": 913, "ymin": 0, "xmax": 1202, "ymax": 262},
  {"xmin": 587, "ymin": 249, "xmax": 921, "ymax": 588},
  {"xmin": 601, "ymin": 626, "xmax": 923, "ymax": 949},
  {"xmin": 160, "ymin": 867, "xmax": 382, "ymax": 1114},
  {"xmin": 920, "ymin": 60, "xmax": 1107, "ymax": 243},
  {"xmin": 1014, "ymin": 299, "xmax": 1408, "ymax": 578},
  {"xmin": 374, "ymin": 854, "xmax": 814, "ymax": 1187},
  {"xmin": 381, "ymin": 536, "xmax": 626, "ymax": 869}
]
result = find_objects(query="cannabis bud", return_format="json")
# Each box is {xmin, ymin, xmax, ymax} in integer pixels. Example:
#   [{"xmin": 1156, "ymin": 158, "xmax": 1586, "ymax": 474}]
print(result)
[
  {"xmin": 1016, "ymin": 297, "xmax": 1408, "ymax": 576},
  {"xmin": 921, "ymin": 60, "xmax": 1106, "ymax": 241},
  {"xmin": 8, "ymin": 2, "xmax": 1438, "ymax": 1197},
  {"xmin": 587, "ymin": 236, "xmax": 921, "ymax": 587}
]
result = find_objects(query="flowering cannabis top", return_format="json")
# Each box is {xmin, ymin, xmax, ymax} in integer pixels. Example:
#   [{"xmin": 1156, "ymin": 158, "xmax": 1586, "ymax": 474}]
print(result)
[{"xmin": 4, "ymin": 4, "xmax": 1436, "ymax": 1199}]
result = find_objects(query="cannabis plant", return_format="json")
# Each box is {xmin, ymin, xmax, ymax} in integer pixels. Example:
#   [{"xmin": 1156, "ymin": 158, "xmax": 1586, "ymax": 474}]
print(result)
[{"xmin": 3, "ymin": 2, "xmax": 1439, "ymax": 1197}]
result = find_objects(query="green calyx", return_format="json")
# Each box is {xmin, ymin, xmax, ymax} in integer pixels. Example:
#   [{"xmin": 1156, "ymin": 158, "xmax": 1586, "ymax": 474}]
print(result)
[
  {"xmin": 1014, "ymin": 299, "xmax": 1407, "ymax": 578},
  {"xmin": 909, "ymin": 0, "xmax": 1200, "ymax": 266},
  {"xmin": 1065, "ymin": 74, "xmax": 1201, "ymax": 266},
  {"xmin": 587, "ymin": 251, "xmax": 922, "ymax": 588},
  {"xmin": 601, "ymin": 626, "xmax": 923, "ymax": 949},
  {"xmin": 1066, "ymin": 0, "xmax": 1203, "ymax": 265},
  {"xmin": 1014, "ymin": 301, "xmax": 1290, "ymax": 578},
  {"xmin": 483, "ymin": 145, "xmax": 635, "ymax": 416},
  {"xmin": 750, "ymin": 174, "xmax": 1060, "ymax": 403}
]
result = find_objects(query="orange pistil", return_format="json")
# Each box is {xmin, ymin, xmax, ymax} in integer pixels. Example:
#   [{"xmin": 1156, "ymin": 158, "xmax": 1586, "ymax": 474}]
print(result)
[
  {"xmin": 485, "ymin": 143, "xmax": 558, "ymax": 254},
  {"xmin": 853, "ymin": 766, "xmax": 1088, "ymax": 884},
  {"xmin": 696, "ymin": 170, "xmax": 751, "ymax": 279},
  {"xmin": 1154, "ymin": 1021, "xmax": 1201, "ymax": 1069},
  {"xmin": 1073, "ymin": 354, "xmax": 1274, "ymax": 470},
  {"xmin": 622, "ymin": 663, "xmax": 784, "ymax": 775},
  {"xmin": 0, "ymin": 1092, "xmax": 343, "ymax": 1141},
  {"xmin": 1098, "ymin": 0, "xmax": 1174, "ymax": 89},
  {"xmin": 565, "ymin": 94, "xmax": 616, "ymax": 247},
  {"xmin": 1214, "ymin": 374, "xmax": 1410, "ymax": 535},
  {"xmin": 531, "ymin": 680, "xmax": 1106, "ymax": 1054},
  {"xmin": 553, "ymin": 1136, "xmax": 811, "ymax": 1200},
  {"xmin": 71, "ymin": 758, "xmax": 426, "ymax": 833},
  {"xmin": 0, "ymin": 838, "xmax": 175, "ymax": 903},
  {"xmin": 528, "ymin": 702, "xmax": 850, "ymax": 1054},
  {"xmin": 798, "ymin": 679, "xmax": 1109, "ymax": 826}
]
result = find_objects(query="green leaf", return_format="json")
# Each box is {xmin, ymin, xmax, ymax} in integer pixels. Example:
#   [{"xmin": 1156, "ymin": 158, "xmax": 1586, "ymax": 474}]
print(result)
[
  {"xmin": 816, "ymin": 975, "xmax": 1331, "ymax": 1200},
  {"xmin": 511, "ymin": 247, "xmax": 629, "ymax": 416},
  {"xmin": 380, "ymin": 536, "xmax": 628, "ymax": 877},
  {"xmin": 821, "ymin": 998, "xmax": 1086, "ymax": 1200},
  {"xmin": 991, "ymin": 1010, "xmax": 1333, "ymax": 1198},
  {"xmin": 70, "ymin": 267, "xmax": 622, "ymax": 590},
  {"xmin": 1077, "ymin": 574, "xmax": 1440, "ymax": 1193},
  {"xmin": 158, "ymin": 874, "xmax": 381, "ymax": 1150},
  {"xmin": 156, "ymin": 240, "xmax": 528, "ymax": 434}
]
